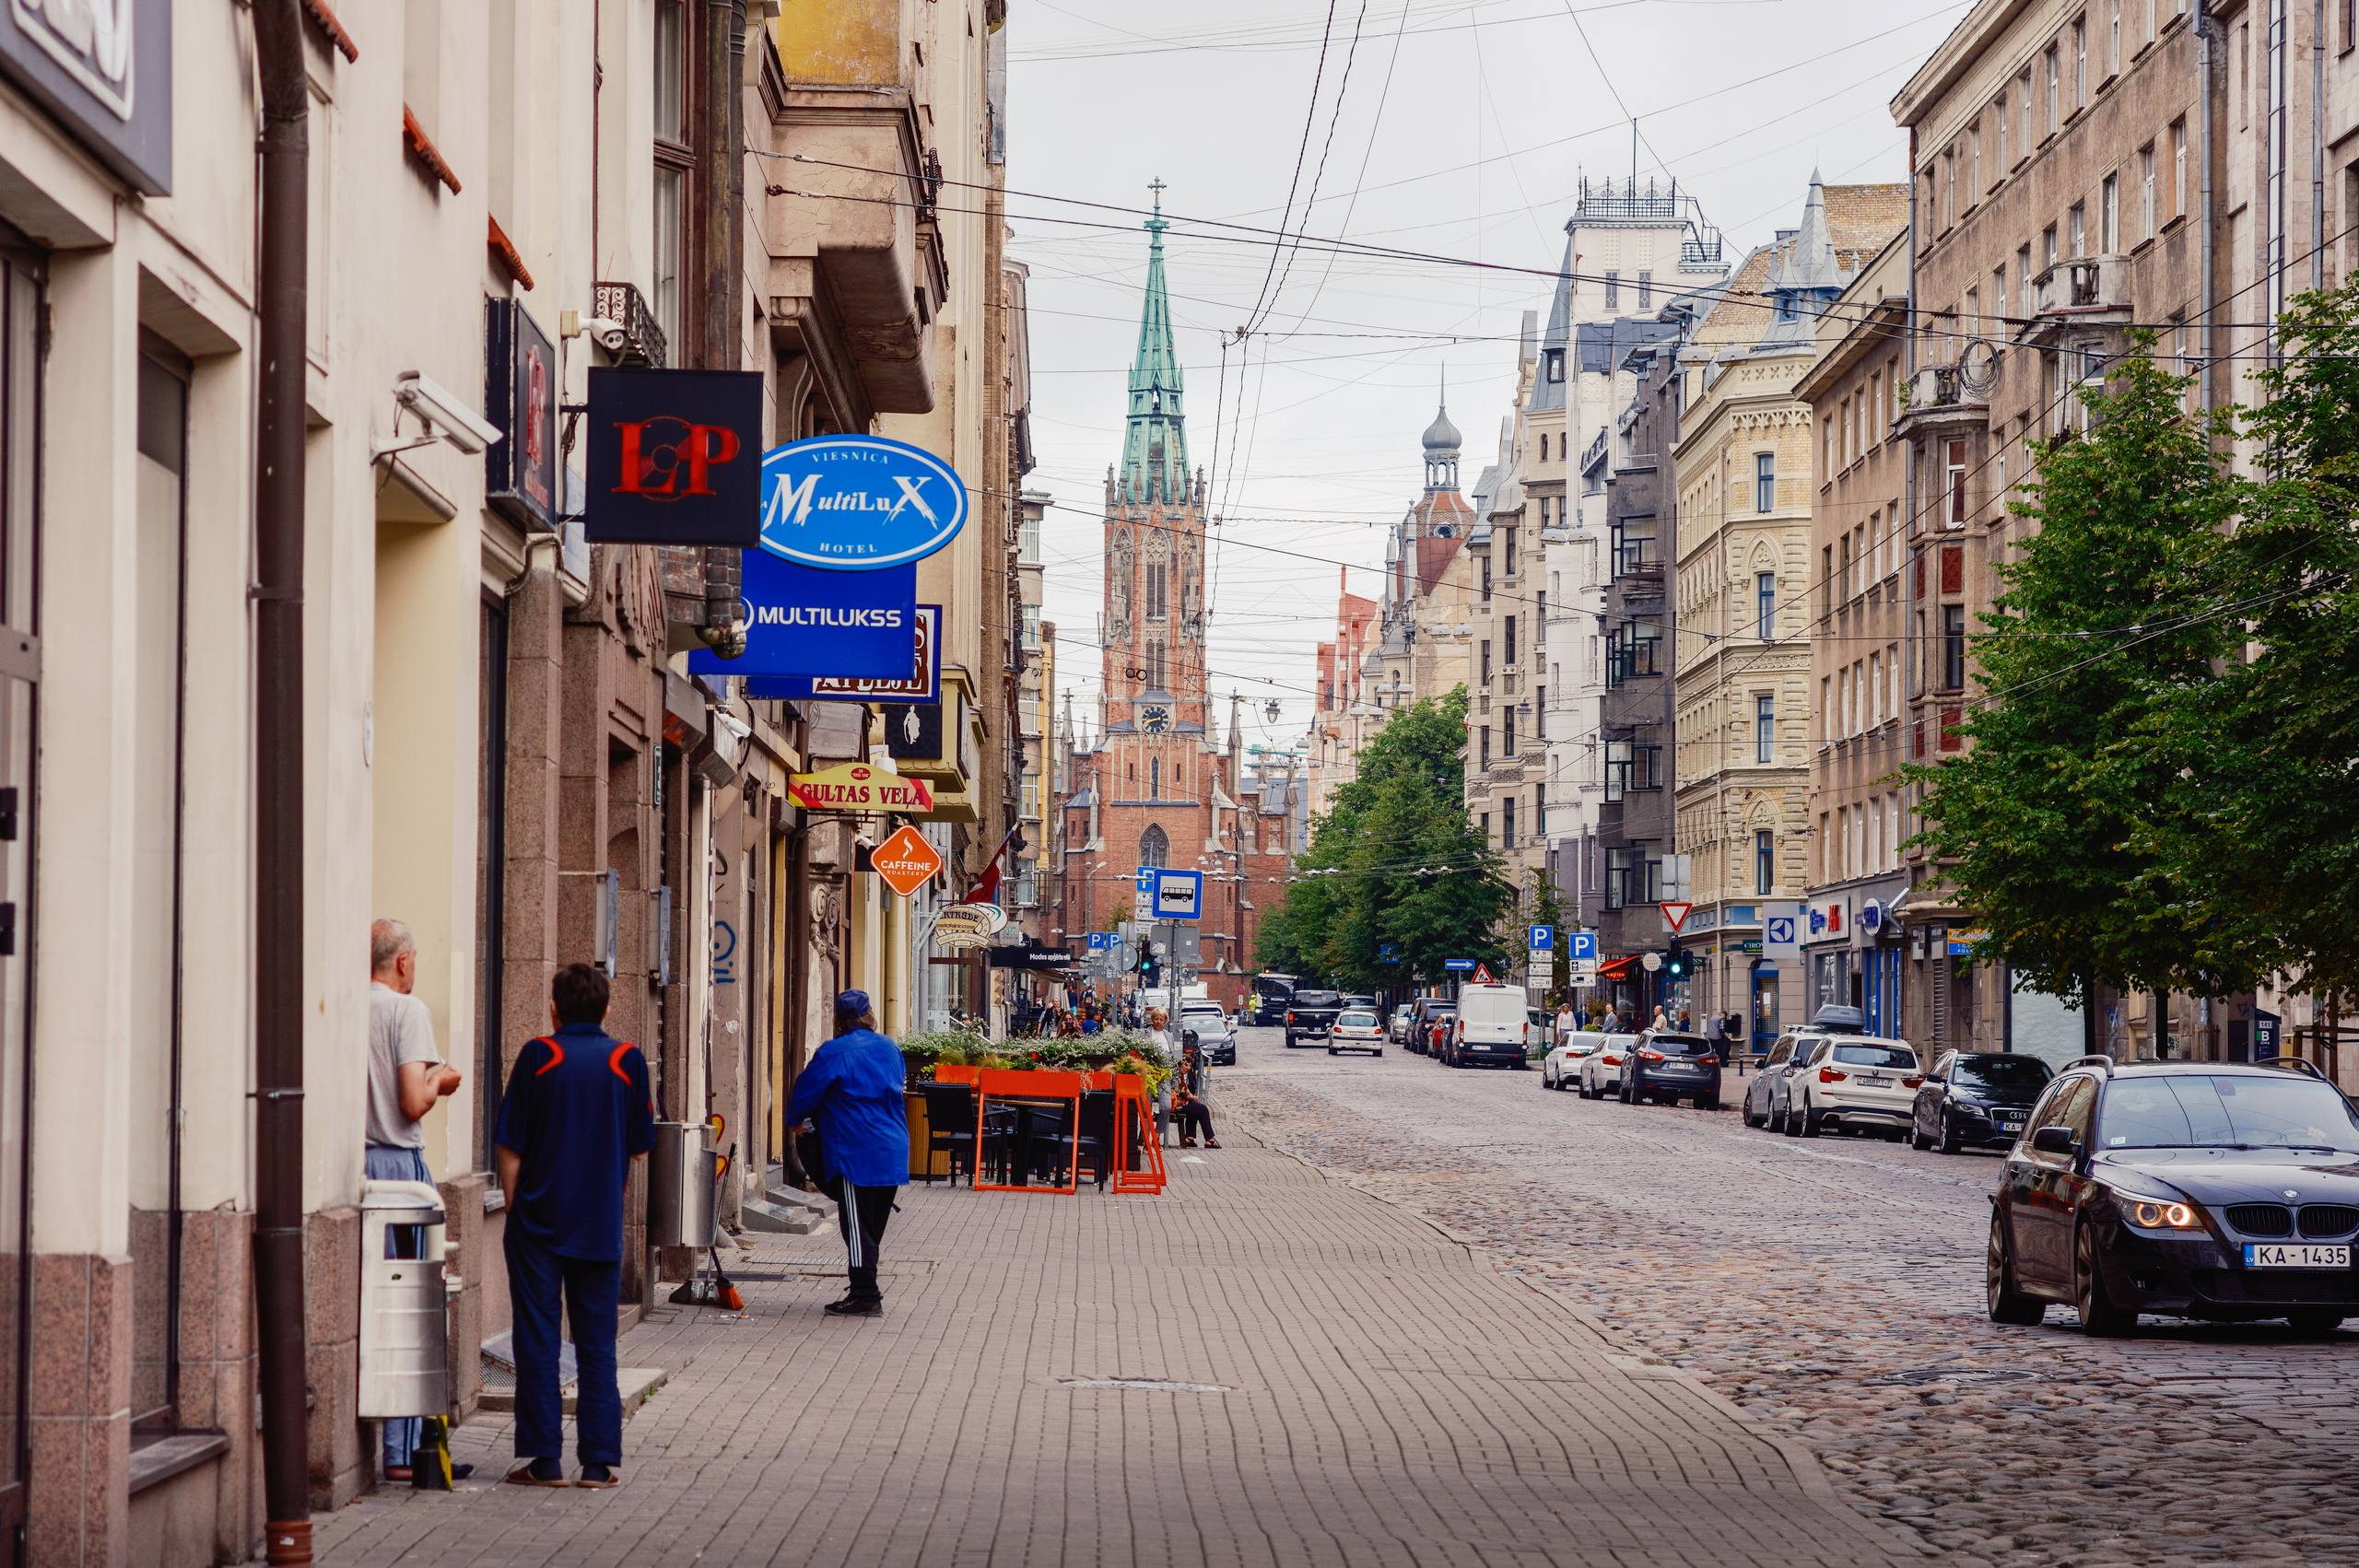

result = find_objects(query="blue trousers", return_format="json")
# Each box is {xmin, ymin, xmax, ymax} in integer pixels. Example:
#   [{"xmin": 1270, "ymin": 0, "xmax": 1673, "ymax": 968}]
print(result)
[
  {"xmin": 503, "ymin": 1230, "xmax": 622, "ymax": 1465},
  {"xmin": 365, "ymin": 1144, "xmax": 434, "ymax": 1470}
]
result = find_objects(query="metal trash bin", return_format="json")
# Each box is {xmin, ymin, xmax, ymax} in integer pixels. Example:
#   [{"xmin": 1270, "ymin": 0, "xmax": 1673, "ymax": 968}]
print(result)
[
  {"xmin": 648, "ymin": 1121, "xmax": 718, "ymax": 1248},
  {"xmin": 358, "ymin": 1181, "xmax": 452, "ymax": 1420}
]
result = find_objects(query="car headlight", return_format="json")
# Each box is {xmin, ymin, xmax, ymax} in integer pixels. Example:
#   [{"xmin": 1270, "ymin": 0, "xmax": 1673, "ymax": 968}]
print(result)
[{"xmin": 2116, "ymin": 1194, "xmax": 2201, "ymax": 1229}]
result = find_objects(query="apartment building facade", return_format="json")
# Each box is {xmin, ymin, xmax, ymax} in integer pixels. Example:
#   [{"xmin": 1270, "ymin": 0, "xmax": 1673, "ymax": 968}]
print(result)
[
  {"xmin": 1671, "ymin": 176, "xmax": 1908, "ymax": 1050},
  {"xmin": 1796, "ymin": 233, "xmax": 1913, "ymax": 1036},
  {"xmin": 1889, "ymin": 0, "xmax": 2216, "ymax": 1060}
]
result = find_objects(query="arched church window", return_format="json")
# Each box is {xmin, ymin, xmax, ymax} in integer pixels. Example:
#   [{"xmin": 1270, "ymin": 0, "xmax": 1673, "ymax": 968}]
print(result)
[{"xmin": 1140, "ymin": 825, "xmax": 1169, "ymax": 868}]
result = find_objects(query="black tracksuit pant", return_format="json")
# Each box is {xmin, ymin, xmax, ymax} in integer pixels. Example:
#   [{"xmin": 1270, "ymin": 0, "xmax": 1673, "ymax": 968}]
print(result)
[{"xmin": 827, "ymin": 1176, "xmax": 899, "ymax": 1302}]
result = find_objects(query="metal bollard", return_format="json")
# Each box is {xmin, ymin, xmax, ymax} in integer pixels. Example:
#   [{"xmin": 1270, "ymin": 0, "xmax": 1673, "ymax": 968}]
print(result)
[{"xmin": 358, "ymin": 1181, "xmax": 451, "ymax": 1420}]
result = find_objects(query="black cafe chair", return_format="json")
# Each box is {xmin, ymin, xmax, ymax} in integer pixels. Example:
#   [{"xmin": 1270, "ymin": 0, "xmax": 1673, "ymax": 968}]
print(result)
[{"xmin": 919, "ymin": 1082, "xmax": 976, "ymax": 1186}]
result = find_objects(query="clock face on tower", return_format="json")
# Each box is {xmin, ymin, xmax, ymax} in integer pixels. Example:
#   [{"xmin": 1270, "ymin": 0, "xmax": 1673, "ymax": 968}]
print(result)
[{"xmin": 1140, "ymin": 704, "xmax": 1173, "ymax": 734}]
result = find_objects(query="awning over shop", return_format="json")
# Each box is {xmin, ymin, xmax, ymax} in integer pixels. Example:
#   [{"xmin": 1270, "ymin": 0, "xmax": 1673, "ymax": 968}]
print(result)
[{"xmin": 1596, "ymin": 955, "xmax": 1638, "ymax": 980}]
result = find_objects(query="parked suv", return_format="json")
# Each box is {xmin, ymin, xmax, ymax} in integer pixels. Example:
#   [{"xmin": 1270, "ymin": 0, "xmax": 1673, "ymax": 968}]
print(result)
[
  {"xmin": 1782, "ymin": 1036, "xmax": 1923, "ymax": 1139},
  {"xmin": 1988, "ymin": 1058, "xmax": 2359, "ymax": 1333},
  {"xmin": 1617, "ymin": 1031, "xmax": 1722, "ymax": 1108},
  {"xmin": 1283, "ymin": 990, "xmax": 1344, "ymax": 1047},
  {"xmin": 1400, "ymin": 997, "xmax": 1455, "ymax": 1055}
]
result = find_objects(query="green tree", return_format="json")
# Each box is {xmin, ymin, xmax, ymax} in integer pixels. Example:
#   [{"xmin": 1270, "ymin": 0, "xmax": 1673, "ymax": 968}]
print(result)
[
  {"xmin": 2110, "ymin": 284, "xmax": 2359, "ymax": 998},
  {"xmin": 1254, "ymin": 687, "xmax": 1513, "ymax": 990},
  {"xmin": 1905, "ymin": 341, "xmax": 2250, "ymax": 1006}
]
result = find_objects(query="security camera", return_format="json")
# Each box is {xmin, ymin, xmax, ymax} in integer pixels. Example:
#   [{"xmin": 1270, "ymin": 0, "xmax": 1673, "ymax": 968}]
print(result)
[
  {"xmin": 392, "ymin": 370, "xmax": 503, "ymax": 455},
  {"xmin": 585, "ymin": 316, "xmax": 628, "ymax": 354}
]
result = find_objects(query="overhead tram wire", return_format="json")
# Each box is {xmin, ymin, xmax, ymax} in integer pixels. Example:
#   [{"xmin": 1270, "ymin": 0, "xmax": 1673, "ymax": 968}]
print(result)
[{"xmin": 782, "ymin": 160, "xmax": 2327, "ymax": 343}]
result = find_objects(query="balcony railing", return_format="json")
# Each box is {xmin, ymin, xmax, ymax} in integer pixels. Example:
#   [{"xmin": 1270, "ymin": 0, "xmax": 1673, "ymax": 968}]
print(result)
[{"xmin": 2030, "ymin": 255, "xmax": 2130, "ymax": 319}]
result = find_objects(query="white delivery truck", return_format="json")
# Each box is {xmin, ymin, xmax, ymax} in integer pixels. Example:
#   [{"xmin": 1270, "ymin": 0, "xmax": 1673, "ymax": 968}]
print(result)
[{"xmin": 1443, "ymin": 983, "xmax": 1532, "ymax": 1070}]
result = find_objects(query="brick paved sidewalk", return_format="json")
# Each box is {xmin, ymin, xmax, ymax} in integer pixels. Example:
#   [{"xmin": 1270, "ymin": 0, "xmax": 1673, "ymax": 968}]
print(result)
[{"xmin": 315, "ymin": 1131, "xmax": 1910, "ymax": 1568}]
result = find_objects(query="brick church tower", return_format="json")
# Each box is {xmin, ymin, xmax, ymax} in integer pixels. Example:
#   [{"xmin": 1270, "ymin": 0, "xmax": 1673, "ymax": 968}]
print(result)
[
  {"xmin": 1097, "ymin": 181, "xmax": 1209, "ymax": 860},
  {"xmin": 1058, "ymin": 184, "xmax": 1255, "ymax": 1007}
]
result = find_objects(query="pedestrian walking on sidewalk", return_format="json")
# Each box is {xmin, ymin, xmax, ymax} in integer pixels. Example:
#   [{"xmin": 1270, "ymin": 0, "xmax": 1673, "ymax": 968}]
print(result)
[
  {"xmin": 494, "ymin": 964, "xmax": 654, "ymax": 1489},
  {"xmin": 364, "ymin": 919, "xmax": 464, "ymax": 1484},
  {"xmin": 783, "ymin": 990, "xmax": 910, "ymax": 1318}
]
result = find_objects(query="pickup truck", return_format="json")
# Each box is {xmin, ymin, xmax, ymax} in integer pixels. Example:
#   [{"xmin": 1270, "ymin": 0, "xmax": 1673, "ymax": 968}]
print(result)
[{"xmin": 1283, "ymin": 990, "xmax": 1344, "ymax": 1047}]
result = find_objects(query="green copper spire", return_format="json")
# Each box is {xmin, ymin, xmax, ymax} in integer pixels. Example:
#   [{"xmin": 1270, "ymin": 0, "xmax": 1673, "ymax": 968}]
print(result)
[{"xmin": 1120, "ymin": 178, "xmax": 1190, "ymax": 506}]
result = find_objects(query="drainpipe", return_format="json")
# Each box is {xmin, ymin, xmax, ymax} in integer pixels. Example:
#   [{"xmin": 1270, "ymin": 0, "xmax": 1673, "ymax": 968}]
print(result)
[
  {"xmin": 2199, "ymin": 0, "xmax": 2218, "ymax": 410},
  {"xmin": 696, "ymin": 0, "xmax": 749, "ymax": 653},
  {"xmin": 251, "ymin": 0, "xmax": 311, "ymax": 1561},
  {"xmin": 2315, "ymin": 0, "xmax": 2326, "ymax": 290}
]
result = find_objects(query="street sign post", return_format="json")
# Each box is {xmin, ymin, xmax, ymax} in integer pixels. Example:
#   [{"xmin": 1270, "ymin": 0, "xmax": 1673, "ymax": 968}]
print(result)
[
  {"xmin": 1528, "ymin": 925, "xmax": 1553, "ymax": 952},
  {"xmin": 1641, "ymin": 952, "xmax": 1663, "ymax": 973},
  {"xmin": 1568, "ymin": 931, "xmax": 1598, "ymax": 962},
  {"xmin": 1567, "ymin": 960, "xmax": 1598, "ymax": 986},
  {"xmin": 1148, "ymin": 868, "xmax": 1203, "ymax": 922},
  {"xmin": 1661, "ymin": 901, "xmax": 1693, "ymax": 933},
  {"xmin": 1444, "ymin": 959, "xmax": 1475, "ymax": 972}
]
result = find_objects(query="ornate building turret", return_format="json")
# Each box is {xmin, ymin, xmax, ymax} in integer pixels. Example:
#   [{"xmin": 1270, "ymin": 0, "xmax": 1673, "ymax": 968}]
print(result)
[{"xmin": 1118, "ymin": 179, "xmax": 1191, "ymax": 506}]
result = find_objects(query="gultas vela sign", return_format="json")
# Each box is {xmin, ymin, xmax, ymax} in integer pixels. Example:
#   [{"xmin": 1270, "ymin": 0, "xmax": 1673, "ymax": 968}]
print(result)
[{"xmin": 788, "ymin": 762, "xmax": 934, "ymax": 815}]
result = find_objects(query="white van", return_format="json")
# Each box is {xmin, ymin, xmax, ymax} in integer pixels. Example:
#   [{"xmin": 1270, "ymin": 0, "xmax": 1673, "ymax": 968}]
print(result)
[{"xmin": 1445, "ymin": 984, "xmax": 1531, "ymax": 1070}]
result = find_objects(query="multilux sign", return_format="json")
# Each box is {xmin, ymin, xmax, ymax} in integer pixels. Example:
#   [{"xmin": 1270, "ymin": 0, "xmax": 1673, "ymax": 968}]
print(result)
[
  {"xmin": 758, "ymin": 435, "xmax": 968, "ymax": 570},
  {"xmin": 584, "ymin": 368, "xmax": 763, "ymax": 545}
]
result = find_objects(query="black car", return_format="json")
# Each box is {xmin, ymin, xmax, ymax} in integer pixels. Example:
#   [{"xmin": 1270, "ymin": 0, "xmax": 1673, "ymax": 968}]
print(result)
[
  {"xmin": 1283, "ymin": 990, "xmax": 1344, "ymax": 1047},
  {"xmin": 1913, "ymin": 1051, "xmax": 2054, "ymax": 1153},
  {"xmin": 1988, "ymin": 1058, "xmax": 2359, "ymax": 1333},
  {"xmin": 1617, "ymin": 1031, "xmax": 1722, "ymax": 1109}
]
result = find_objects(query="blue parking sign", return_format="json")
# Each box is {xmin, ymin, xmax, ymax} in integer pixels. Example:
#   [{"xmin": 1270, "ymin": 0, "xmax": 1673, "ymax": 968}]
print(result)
[
  {"xmin": 1529, "ymin": 925, "xmax": 1553, "ymax": 952},
  {"xmin": 1568, "ymin": 931, "xmax": 1597, "ymax": 961}
]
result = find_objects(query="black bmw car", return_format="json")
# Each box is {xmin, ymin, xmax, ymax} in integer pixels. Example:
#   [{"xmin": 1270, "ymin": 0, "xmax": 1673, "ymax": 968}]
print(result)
[
  {"xmin": 1988, "ymin": 1058, "xmax": 2359, "ymax": 1334},
  {"xmin": 1913, "ymin": 1051, "xmax": 2053, "ymax": 1153}
]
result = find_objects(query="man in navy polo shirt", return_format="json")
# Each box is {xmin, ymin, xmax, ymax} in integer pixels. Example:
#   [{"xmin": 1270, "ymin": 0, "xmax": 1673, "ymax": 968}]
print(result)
[
  {"xmin": 783, "ymin": 990, "xmax": 910, "ymax": 1316},
  {"xmin": 494, "ymin": 964, "xmax": 655, "ymax": 1487}
]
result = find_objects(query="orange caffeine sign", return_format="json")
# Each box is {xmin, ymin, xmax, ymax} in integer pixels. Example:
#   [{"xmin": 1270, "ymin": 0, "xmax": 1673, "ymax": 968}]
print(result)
[
  {"xmin": 871, "ymin": 825, "xmax": 945, "ymax": 897},
  {"xmin": 788, "ymin": 762, "xmax": 935, "ymax": 814}
]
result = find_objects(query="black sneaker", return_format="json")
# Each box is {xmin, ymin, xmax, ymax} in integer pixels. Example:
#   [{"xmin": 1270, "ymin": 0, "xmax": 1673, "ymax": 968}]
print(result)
[
  {"xmin": 823, "ymin": 1296, "xmax": 883, "ymax": 1316},
  {"xmin": 576, "ymin": 1462, "xmax": 618, "ymax": 1489}
]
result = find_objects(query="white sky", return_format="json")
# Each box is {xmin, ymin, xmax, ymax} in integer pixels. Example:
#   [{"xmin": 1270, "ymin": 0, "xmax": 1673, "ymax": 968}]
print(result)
[{"xmin": 1003, "ymin": 0, "xmax": 1966, "ymax": 751}]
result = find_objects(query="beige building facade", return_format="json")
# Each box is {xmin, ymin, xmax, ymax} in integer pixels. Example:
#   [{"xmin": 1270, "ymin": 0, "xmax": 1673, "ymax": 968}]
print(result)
[
  {"xmin": 1797, "ymin": 233, "xmax": 1913, "ymax": 1035},
  {"xmin": 1671, "ymin": 177, "xmax": 1907, "ymax": 1048}
]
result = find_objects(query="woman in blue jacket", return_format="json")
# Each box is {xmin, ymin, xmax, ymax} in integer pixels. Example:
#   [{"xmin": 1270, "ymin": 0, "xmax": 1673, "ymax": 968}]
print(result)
[{"xmin": 784, "ymin": 990, "xmax": 911, "ymax": 1316}]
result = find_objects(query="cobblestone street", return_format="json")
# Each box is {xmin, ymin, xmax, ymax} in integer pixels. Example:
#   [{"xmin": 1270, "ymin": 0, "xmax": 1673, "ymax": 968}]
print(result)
[{"xmin": 1219, "ymin": 1027, "xmax": 2359, "ymax": 1568}]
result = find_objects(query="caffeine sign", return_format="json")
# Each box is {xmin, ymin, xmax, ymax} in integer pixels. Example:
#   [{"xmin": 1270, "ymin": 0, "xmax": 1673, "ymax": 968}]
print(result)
[{"xmin": 787, "ymin": 762, "xmax": 934, "ymax": 814}]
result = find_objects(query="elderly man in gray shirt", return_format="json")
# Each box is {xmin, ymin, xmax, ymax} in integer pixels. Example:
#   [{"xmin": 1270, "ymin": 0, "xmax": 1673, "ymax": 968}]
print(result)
[{"xmin": 367, "ymin": 918, "xmax": 463, "ymax": 1480}]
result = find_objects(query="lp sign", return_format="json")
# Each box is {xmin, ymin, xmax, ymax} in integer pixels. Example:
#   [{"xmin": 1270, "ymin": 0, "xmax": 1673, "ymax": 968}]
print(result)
[
  {"xmin": 584, "ymin": 369, "xmax": 766, "ymax": 545},
  {"xmin": 759, "ymin": 435, "xmax": 968, "ymax": 570}
]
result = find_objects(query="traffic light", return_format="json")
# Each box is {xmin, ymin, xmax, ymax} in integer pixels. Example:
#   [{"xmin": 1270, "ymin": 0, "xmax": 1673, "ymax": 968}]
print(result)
[{"xmin": 1663, "ymin": 948, "xmax": 1690, "ymax": 979}]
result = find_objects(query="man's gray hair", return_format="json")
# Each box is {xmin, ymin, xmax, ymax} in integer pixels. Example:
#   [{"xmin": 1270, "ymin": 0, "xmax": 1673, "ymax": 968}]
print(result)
[{"xmin": 370, "ymin": 919, "xmax": 415, "ymax": 974}]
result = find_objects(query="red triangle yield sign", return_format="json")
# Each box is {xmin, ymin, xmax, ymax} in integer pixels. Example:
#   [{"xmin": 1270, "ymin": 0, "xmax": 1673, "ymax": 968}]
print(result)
[
  {"xmin": 1472, "ymin": 963, "xmax": 1496, "ymax": 985},
  {"xmin": 1661, "ymin": 901, "xmax": 1694, "ymax": 933}
]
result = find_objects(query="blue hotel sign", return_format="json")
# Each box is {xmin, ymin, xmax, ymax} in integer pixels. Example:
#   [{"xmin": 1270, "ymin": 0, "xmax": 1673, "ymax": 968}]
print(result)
[{"xmin": 760, "ymin": 436, "xmax": 968, "ymax": 569}]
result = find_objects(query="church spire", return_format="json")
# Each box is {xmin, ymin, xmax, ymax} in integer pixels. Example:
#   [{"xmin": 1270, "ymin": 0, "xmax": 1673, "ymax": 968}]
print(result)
[{"xmin": 1120, "ymin": 178, "xmax": 1190, "ymax": 505}]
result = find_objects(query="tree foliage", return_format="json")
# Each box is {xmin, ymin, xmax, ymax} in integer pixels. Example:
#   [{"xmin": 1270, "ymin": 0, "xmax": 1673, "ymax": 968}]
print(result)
[
  {"xmin": 1254, "ymin": 686, "xmax": 1514, "ymax": 990},
  {"xmin": 1908, "ymin": 290, "xmax": 2359, "ymax": 1002}
]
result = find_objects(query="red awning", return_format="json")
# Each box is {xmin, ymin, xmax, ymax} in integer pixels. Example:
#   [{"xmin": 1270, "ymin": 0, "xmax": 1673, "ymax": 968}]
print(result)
[{"xmin": 1595, "ymin": 955, "xmax": 1638, "ymax": 980}]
